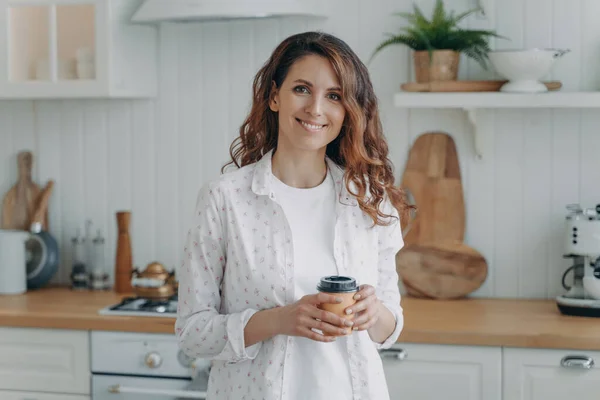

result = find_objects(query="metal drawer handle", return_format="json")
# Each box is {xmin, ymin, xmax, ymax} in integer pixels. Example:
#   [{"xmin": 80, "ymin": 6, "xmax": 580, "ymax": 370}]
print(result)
[
  {"xmin": 379, "ymin": 348, "xmax": 408, "ymax": 360},
  {"xmin": 108, "ymin": 384, "xmax": 207, "ymax": 398},
  {"xmin": 560, "ymin": 355, "xmax": 595, "ymax": 369}
]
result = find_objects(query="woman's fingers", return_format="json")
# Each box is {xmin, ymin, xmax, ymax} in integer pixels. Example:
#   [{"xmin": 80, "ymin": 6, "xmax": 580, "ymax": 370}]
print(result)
[
  {"xmin": 306, "ymin": 316, "xmax": 349, "ymax": 336},
  {"xmin": 352, "ymin": 308, "xmax": 375, "ymax": 327},
  {"xmin": 352, "ymin": 284, "xmax": 376, "ymax": 301},
  {"xmin": 353, "ymin": 313, "xmax": 379, "ymax": 331},
  {"xmin": 311, "ymin": 307, "xmax": 354, "ymax": 328},
  {"xmin": 300, "ymin": 327, "xmax": 338, "ymax": 342},
  {"xmin": 345, "ymin": 294, "xmax": 375, "ymax": 316}
]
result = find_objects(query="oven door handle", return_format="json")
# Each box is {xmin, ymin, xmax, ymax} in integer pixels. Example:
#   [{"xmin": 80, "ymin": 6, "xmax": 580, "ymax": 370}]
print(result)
[{"xmin": 108, "ymin": 384, "xmax": 207, "ymax": 399}]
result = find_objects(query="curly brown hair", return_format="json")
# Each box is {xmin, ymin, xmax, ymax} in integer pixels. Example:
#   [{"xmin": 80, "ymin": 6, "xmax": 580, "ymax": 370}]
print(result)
[{"xmin": 222, "ymin": 31, "xmax": 411, "ymax": 227}]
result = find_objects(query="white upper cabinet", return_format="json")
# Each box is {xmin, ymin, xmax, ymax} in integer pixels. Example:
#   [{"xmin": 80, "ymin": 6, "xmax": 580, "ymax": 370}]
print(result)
[
  {"xmin": 131, "ymin": 0, "xmax": 329, "ymax": 23},
  {"xmin": 0, "ymin": 0, "xmax": 158, "ymax": 99}
]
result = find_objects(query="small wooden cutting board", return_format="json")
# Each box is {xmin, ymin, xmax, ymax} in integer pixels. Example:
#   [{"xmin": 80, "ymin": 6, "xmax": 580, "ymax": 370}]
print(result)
[{"xmin": 1, "ymin": 151, "xmax": 41, "ymax": 231}]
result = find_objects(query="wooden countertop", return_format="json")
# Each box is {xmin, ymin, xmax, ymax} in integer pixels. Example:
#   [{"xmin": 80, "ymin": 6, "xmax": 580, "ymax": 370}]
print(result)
[
  {"xmin": 0, "ymin": 287, "xmax": 175, "ymax": 334},
  {"xmin": 0, "ymin": 287, "xmax": 599, "ymax": 350}
]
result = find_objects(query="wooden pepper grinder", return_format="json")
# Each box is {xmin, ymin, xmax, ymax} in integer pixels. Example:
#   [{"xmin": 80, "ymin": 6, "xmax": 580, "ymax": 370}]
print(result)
[{"xmin": 114, "ymin": 211, "xmax": 133, "ymax": 293}]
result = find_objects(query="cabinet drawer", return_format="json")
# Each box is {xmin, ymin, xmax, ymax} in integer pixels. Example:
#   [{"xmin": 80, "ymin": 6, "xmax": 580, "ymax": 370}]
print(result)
[
  {"xmin": 0, "ymin": 390, "xmax": 90, "ymax": 400},
  {"xmin": 0, "ymin": 327, "xmax": 90, "ymax": 394},
  {"xmin": 503, "ymin": 347, "xmax": 600, "ymax": 400},
  {"xmin": 381, "ymin": 343, "xmax": 502, "ymax": 400}
]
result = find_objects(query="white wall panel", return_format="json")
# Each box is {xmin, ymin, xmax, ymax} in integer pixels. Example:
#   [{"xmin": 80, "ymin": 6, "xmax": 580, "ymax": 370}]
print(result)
[{"xmin": 0, "ymin": 0, "xmax": 596, "ymax": 299}]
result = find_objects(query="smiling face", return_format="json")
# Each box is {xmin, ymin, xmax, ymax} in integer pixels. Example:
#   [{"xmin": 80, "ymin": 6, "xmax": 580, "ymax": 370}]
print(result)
[{"xmin": 269, "ymin": 54, "xmax": 346, "ymax": 157}]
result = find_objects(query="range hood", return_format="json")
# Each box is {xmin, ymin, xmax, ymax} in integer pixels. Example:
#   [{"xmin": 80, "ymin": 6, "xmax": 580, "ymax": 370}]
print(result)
[{"xmin": 131, "ymin": 0, "xmax": 328, "ymax": 23}]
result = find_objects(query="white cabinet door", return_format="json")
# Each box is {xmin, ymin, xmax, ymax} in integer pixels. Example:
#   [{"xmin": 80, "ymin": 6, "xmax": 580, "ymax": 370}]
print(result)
[
  {"xmin": 0, "ymin": 327, "xmax": 90, "ymax": 394},
  {"xmin": 380, "ymin": 343, "xmax": 502, "ymax": 400},
  {"xmin": 503, "ymin": 347, "xmax": 600, "ymax": 400},
  {"xmin": 0, "ymin": 0, "xmax": 157, "ymax": 99},
  {"xmin": 0, "ymin": 390, "xmax": 90, "ymax": 400}
]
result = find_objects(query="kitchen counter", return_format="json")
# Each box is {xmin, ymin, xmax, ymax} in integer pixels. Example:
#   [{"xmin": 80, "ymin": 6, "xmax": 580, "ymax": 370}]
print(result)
[
  {"xmin": 0, "ymin": 287, "xmax": 599, "ymax": 350},
  {"xmin": 0, "ymin": 287, "xmax": 175, "ymax": 334}
]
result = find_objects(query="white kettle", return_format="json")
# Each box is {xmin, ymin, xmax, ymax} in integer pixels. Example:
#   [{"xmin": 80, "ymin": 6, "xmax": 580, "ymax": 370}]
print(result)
[{"xmin": 0, "ymin": 229, "xmax": 30, "ymax": 294}]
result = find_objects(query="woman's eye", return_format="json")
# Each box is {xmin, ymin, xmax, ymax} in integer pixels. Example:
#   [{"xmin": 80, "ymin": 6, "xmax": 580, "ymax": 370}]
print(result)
[
  {"xmin": 328, "ymin": 93, "xmax": 341, "ymax": 101},
  {"xmin": 294, "ymin": 86, "xmax": 309, "ymax": 94}
]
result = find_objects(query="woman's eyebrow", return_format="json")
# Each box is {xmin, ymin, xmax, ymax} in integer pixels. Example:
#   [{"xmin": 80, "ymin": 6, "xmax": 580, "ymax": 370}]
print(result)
[{"xmin": 293, "ymin": 79, "xmax": 341, "ymax": 92}]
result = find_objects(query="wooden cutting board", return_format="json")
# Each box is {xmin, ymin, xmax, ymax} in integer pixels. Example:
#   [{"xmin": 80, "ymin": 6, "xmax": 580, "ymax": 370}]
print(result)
[
  {"xmin": 396, "ymin": 242, "xmax": 488, "ymax": 299},
  {"xmin": 1, "ymin": 151, "xmax": 42, "ymax": 231},
  {"xmin": 396, "ymin": 132, "xmax": 487, "ymax": 299},
  {"xmin": 401, "ymin": 132, "xmax": 465, "ymax": 245},
  {"xmin": 401, "ymin": 80, "xmax": 562, "ymax": 92}
]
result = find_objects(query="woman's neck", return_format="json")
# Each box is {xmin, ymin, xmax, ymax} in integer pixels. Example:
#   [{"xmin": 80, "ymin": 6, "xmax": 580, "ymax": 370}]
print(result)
[{"xmin": 271, "ymin": 146, "xmax": 327, "ymax": 189}]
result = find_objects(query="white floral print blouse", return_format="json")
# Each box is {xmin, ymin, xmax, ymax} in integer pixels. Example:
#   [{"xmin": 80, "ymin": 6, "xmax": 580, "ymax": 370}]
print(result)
[{"xmin": 175, "ymin": 149, "xmax": 404, "ymax": 400}]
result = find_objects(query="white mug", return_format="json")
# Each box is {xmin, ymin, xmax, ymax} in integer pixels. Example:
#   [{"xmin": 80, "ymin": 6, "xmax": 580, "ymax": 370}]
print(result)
[{"xmin": 0, "ymin": 229, "xmax": 30, "ymax": 294}]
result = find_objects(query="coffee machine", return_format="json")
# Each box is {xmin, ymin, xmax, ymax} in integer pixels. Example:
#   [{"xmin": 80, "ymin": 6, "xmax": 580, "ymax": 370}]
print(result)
[{"xmin": 556, "ymin": 204, "xmax": 600, "ymax": 317}]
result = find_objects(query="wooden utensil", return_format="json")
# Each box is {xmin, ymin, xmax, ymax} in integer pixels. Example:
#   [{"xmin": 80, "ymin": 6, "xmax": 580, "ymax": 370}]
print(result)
[
  {"xmin": 30, "ymin": 180, "xmax": 53, "ymax": 229},
  {"xmin": 400, "ymin": 80, "xmax": 562, "ymax": 92},
  {"xmin": 26, "ymin": 179, "xmax": 59, "ymax": 289},
  {"xmin": 396, "ymin": 132, "xmax": 488, "ymax": 299},
  {"xmin": 1, "ymin": 151, "xmax": 41, "ymax": 231},
  {"xmin": 115, "ymin": 211, "xmax": 133, "ymax": 294}
]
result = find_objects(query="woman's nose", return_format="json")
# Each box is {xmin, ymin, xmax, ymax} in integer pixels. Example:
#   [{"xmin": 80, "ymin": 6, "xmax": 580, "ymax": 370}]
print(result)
[{"xmin": 305, "ymin": 97, "xmax": 323, "ymax": 116}]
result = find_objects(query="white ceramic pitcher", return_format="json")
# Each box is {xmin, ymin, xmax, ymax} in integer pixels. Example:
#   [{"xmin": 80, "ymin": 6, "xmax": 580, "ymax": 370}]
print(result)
[{"xmin": 0, "ymin": 229, "xmax": 30, "ymax": 294}]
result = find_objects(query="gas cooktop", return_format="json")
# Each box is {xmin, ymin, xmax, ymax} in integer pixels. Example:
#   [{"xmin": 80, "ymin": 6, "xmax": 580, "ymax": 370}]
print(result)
[{"xmin": 98, "ymin": 295, "xmax": 178, "ymax": 317}]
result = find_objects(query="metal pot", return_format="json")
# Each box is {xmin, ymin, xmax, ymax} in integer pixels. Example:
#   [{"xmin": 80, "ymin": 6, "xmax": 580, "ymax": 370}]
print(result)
[
  {"xmin": 131, "ymin": 262, "xmax": 176, "ymax": 300},
  {"xmin": 26, "ymin": 180, "xmax": 59, "ymax": 290}
]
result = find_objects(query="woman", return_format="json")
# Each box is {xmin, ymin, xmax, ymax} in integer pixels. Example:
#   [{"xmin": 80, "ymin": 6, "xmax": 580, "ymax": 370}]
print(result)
[{"xmin": 176, "ymin": 31, "xmax": 410, "ymax": 399}]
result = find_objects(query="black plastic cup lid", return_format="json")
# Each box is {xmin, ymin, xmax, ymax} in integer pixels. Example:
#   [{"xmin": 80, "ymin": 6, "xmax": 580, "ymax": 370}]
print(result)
[{"xmin": 317, "ymin": 276, "xmax": 358, "ymax": 293}]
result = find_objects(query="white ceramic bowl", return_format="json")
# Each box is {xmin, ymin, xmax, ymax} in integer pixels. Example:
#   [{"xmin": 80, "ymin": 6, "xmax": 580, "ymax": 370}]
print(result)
[
  {"xmin": 488, "ymin": 48, "xmax": 569, "ymax": 93},
  {"xmin": 583, "ymin": 276, "xmax": 600, "ymax": 300}
]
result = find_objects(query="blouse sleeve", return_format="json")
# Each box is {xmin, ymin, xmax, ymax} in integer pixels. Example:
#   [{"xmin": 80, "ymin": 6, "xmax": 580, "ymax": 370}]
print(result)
[
  {"xmin": 175, "ymin": 181, "xmax": 262, "ymax": 363},
  {"xmin": 372, "ymin": 197, "xmax": 405, "ymax": 349}
]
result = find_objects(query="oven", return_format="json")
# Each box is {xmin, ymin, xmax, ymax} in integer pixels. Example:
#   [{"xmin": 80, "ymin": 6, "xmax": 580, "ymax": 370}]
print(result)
[
  {"xmin": 93, "ymin": 375, "xmax": 207, "ymax": 399},
  {"xmin": 91, "ymin": 331, "xmax": 210, "ymax": 400}
]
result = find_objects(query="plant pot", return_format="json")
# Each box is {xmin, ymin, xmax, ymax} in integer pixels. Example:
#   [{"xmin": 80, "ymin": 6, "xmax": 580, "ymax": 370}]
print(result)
[{"xmin": 413, "ymin": 50, "xmax": 460, "ymax": 83}]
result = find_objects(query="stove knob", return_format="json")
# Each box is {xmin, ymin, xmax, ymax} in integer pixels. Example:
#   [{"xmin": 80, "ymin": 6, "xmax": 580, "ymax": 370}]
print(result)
[{"xmin": 145, "ymin": 352, "xmax": 162, "ymax": 368}]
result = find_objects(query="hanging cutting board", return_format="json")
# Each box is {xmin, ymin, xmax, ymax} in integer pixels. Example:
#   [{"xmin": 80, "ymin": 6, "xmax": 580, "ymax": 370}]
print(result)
[
  {"xmin": 1, "ymin": 151, "xmax": 42, "ymax": 231},
  {"xmin": 396, "ymin": 132, "xmax": 487, "ymax": 299},
  {"xmin": 401, "ymin": 132, "xmax": 465, "ymax": 245}
]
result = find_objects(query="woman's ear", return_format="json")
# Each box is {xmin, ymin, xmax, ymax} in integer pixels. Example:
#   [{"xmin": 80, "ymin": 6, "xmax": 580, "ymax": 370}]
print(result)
[{"xmin": 269, "ymin": 81, "xmax": 279, "ymax": 112}]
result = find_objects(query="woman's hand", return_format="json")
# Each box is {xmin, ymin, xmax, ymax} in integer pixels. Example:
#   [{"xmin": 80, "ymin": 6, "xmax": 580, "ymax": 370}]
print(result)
[
  {"xmin": 344, "ymin": 284, "xmax": 382, "ymax": 331},
  {"xmin": 275, "ymin": 293, "xmax": 355, "ymax": 342}
]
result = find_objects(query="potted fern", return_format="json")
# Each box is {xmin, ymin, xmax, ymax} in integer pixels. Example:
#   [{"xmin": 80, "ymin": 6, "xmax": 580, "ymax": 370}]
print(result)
[{"xmin": 371, "ymin": 0, "xmax": 503, "ymax": 83}]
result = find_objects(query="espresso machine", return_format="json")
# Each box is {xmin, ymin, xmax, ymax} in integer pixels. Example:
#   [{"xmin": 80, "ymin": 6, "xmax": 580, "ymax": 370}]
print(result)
[{"xmin": 556, "ymin": 204, "xmax": 600, "ymax": 317}]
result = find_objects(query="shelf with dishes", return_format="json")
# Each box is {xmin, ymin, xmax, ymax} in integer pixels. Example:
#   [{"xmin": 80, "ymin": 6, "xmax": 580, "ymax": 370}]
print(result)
[
  {"xmin": 392, "ymin": 48, "xmax": 600, "ymax": 159},
  {"xmin": 394, "ymin": 89, "xmax": 600, "ymax": 109},
  {"xmin": 393, "ymin": 88, "xmax": 600, "ymax": 160}
]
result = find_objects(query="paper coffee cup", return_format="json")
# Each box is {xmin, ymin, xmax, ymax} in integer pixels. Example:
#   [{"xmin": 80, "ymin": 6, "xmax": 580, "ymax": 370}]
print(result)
[{"xmin": 317, "ymin": 275, "xmax": 358, "ymax": 336}]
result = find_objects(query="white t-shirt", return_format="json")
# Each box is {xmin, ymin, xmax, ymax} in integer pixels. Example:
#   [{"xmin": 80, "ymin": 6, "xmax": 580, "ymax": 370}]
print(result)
[{"xmin": 271, "ymin": 169, "xmax": 353, "ymax": 400}]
